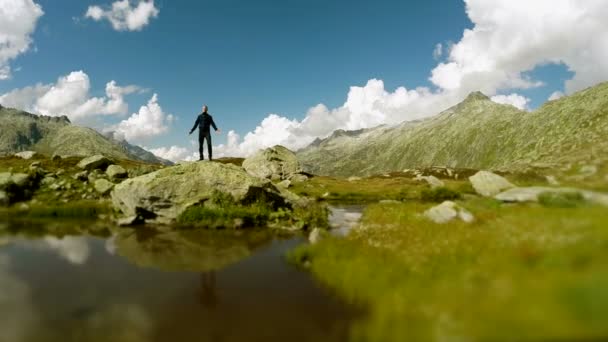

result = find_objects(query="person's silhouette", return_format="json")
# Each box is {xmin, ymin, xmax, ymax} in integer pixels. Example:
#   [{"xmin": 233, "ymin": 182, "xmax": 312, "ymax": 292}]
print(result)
[{"xmin": 189, "ymin": 105, "xmax": 221, "ymax": 161}]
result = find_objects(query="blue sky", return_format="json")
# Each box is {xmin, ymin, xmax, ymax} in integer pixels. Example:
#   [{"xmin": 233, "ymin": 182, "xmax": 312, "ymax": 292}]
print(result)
[{"xmin": 1, "ymin": 0, "xmax": 605, "ymax": 161}]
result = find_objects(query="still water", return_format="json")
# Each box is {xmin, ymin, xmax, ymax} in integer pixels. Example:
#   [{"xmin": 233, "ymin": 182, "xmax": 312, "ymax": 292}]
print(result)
[{"xmin": 0, "ymin": 223, "xmax": 356, "ymax": 342}]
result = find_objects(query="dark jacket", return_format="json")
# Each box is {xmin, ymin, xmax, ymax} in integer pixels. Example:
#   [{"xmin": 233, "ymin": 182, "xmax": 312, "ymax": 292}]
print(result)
[{"xmin": 190, "ymin": 112, "xmax": 218, "ymax": 135}]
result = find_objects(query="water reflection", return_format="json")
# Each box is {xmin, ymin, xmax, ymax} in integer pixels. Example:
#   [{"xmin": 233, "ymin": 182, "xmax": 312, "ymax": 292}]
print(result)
[
  {"xmin": 114, "ymin": 229, "xmax": 273, "ymax": 272},
  {"xmin": 0, "ymin": 224, "xmax": 357, "ymax": 342}
]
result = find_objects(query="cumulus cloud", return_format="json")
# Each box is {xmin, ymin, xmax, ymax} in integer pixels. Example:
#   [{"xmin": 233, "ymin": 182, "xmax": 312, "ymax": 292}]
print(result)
[
  {"xmin": 548, "ymin": 91, "xmax": 564, "ymax": 101},
  {"xmin": 490, "ymin": 93, "xmax": 530, "ymax": 111},
  {"xmin": 0, "ymin": 70, "xmax": 141, "ymax": 121},
  {"xmin": 149, "ymin": 145, "xmax": 192, "ymax": 162},
  {"xmin": 112, "ymin": 93, "xmax": 174, "ymax": 142},
  {"xmin": 174, "ymin": 0, "xmax": 608, "ymax": 159},
  {"xmin": 85, "ymin": 0, "xmax": 159, "ymax": 31},
  {"xmin": 0, "ymin": 0, "xmax": 44, "ymax": 79}
]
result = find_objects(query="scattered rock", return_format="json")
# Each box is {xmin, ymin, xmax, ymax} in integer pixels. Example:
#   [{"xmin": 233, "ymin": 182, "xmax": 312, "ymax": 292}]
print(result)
[
  {"xmin": 416, "ymin": 175, "xmax": 445, "ymax": 189},
  {"xmin": 106, "ymin": 165, "xmax": 128, "ymax": 180},
  {"xmin": 94, "ymin": 179, "xmax": 114, "ymax": 196},
  {"xmin": 277, "ymin": 179, "xmax": 291, "ymax": 189},
  {"xmin": 41, "ymin": 176, "xmax": 56, "ymax": 186},
  {"xmin": 424, "ymin": 201, "xmax": 474, "ymax": 224},
  {"xmin": 242, "ymin": 145, "xmax": 302, "ymax": 180},
  {"xmin": 469, "ymin": 171, "xmax": 515, "ymax": 197},
  {"xmin": 0, "ymin": 191, "xmax": 7, "ymax": 206},
  {"xmin": 289, "ymin": 173, "xmax": 309, "ymax": 183},
  {"xmin": 14, "ymin": 151, "xmax": 37, "ymax": 159},
  {"xmin": 545, "ymin": 175, "xmax": 560, "ymax": 186},
  {"xmin": 111, "ymin": 162, "xmax": 290, "ymax": 224},
  {"xmin": 348, "ymin": 176, "xmax": 362, "ymax": 182},
  {"xmin": 309, "ymin": 228, "xmax": 328, "ymax": 244},
  {"xmin": 29, "ymin": 161, "xmax": 41, "ymax": 168},
  {"xmin": 379, "ymin": 200, "xmax": 401, "ymax": 204},
  {"xmin": 579, "ymin": 165, "xmax": 598, "ymax": 176},
  {"xmin": 495, "ymin": 187, "xmax": 608, "ymax": 207},
  {"xmin": 73, "ymin": 171, "xmax": 89, "ymax": 181},
  {"xmin": 77, "ymin": 155, "xmax": 111, "ymax": 171}
]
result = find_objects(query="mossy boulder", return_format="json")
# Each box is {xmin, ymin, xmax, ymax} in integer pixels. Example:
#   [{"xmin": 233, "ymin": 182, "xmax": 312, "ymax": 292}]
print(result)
[
  {"xmin": 469, "ymin": 171, "xmax": 515, "ymax": 197},
  {"xmin": 243, "ymin": 145, "xmax": 304, "ymax": 181},
  {"xmin": 77, "ymin": 155, "xmax": 112, "ymax": 171},
  {"xmin": 111, "ymin": 161, "xmax": 290, "ymax": 224},
  {"xmin": 106, "ymin": 164, "xmax": 128, "ymax": 180}
]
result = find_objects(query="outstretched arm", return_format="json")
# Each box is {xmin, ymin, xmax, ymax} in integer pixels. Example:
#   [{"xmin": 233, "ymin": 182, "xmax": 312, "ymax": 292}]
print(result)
[
  {"xmin": 189, "ymin": 116, "xmax": 200, "ymax": 134},
  {"xmin": 211, "ymin": 117, "xmax": 219, "ymax": 132}
]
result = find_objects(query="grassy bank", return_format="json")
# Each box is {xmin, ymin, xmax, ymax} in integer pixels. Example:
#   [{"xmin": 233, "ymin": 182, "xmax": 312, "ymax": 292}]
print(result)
[{"xmin": 289, "ymin": 199, "xmax": 608, "ymax": 341}]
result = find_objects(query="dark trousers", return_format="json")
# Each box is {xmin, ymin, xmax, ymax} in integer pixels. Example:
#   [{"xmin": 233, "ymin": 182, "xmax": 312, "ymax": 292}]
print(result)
[{"xmin": 199, "ymin": 131, "xmax": 212, "ymax": 160}]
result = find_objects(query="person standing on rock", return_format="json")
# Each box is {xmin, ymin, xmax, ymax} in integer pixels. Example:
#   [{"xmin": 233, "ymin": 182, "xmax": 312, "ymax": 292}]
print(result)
[{"xmin": 189, "ymin": 105, "xmax": 221, "ymax": 161}]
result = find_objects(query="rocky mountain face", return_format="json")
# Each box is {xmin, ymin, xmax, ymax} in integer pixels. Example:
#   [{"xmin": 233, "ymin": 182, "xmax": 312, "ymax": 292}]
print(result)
[
  {"xmin": 297, "ymin": 82, "xmax": 608, "ymax": 177},
  {"xmin": 0, "ymin": 106, "xmax": 170, "ymax": 165}
]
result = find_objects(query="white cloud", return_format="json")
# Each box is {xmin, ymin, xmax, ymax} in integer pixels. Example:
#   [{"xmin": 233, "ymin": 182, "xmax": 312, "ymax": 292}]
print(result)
[
  {"xmin": 491, "ymin": 93, "xmax": 530, "ymax": 111},
  {"xmin": 192, "ymin": 0, "xmax": 608, "ymax": 158},
  {"xmin": 0, "ymin": 0, "xmax": 44, "ymax": 79},
  {"xmin": 112, "ymin": 93, "xmax": 174, "ymax": 142},
  {"xmin": 433, "ymin": 43, "xmax": 443, "ymax": 60},
  {"xmin": 548, "ymin": 91, "xmax": 564, "ymax": 101},
  {"xmin": 149, "ymin": 145, "xmax": 192, "ymax": 162},
  {"xmin": 0, "ymin": 70, "xmax": 141, "ymax": 121},
  {"xmin": 85, "ymin": 0, "xmax": 159, "ymax": 31}
]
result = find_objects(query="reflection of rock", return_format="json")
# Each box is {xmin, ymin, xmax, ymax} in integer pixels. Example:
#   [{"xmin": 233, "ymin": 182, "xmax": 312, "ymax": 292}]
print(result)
[
  {"xmin": 43, "ymin": 236, "xmax": 90, "ymax": 265},
  {"xmin": 114, "ymin": 229, "xmax": 273, "ymax": 272}
]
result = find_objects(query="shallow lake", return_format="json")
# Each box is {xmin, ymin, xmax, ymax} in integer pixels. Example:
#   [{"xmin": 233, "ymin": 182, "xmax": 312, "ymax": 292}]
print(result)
[{"xmin": 0, "ymin": 220, "xmax": 358, "ymax": 342}]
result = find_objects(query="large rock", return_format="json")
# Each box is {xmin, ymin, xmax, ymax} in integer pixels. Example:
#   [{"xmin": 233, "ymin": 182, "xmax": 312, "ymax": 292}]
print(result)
[
  {"xmin": 242, "ymin": 145, "xmax": 303, "ymax": 181},
  {"xmin": 77, "ymin": 155, "xmax": 111, "ymax": 171},
  {"xmin": 106, "ymin": 164, "xmax": 128, "ymax": 180},
  {"xmin": 0, "ymin": 172, "xmax": 35, "ymax": 204},
  {"xmin": 14, "ymin": 151, "xmax": 37, "ymax": 159},
  {"xmin": 424, "ymin": 201, "xmax": 474, "ymax": 224},
  {"xmin": 495, "ymin": 187, "xmax": 608, "ymax": 207},
  {"xmin": 94, "ymin": 179, "xmax": 114, "ymax": 196},
  {"xmin": 469, "ymin": 171, "xmax": 515, "ymax": 197},
  {"xmin": 111, "ymin": 162, "xmax": 288, "ymax": 223}
]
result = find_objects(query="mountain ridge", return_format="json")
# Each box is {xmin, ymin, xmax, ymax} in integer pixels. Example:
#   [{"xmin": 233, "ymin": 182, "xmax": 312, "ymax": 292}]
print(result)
[
  {"xmin": 297, "ymin": 82, "xmax": 608, "ymax": 177},
  {"xmin": 0, "ymin": 106, "xmax": 171, "ymax": 165}
]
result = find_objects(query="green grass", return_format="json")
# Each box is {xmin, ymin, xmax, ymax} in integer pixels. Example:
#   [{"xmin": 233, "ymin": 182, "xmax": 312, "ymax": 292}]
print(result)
[
  {"xmin": 288, "ymin": 200, "xmax": 608, "ymax": 341},
  {"xmin": 419, "ymin": 186, "xmax": 462, "ymax": 202}
]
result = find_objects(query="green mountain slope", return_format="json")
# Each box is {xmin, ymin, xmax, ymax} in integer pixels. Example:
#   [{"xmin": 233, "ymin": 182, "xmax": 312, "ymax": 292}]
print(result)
[
  {"xmin": 297, "ymin": 83, "xmax": 608, "ymax": 177},
  {"xmin": 0, "ymin": 105, "xmax": 170, "ymax": 164}
]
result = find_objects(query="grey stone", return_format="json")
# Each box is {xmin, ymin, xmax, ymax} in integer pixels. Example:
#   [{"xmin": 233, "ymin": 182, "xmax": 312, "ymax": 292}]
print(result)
[
  {"xmin": 424, "ymin": 201, "xmax": 475, "ymax": 224},
  {"xmin": 277, "ymin": 179, "xmax": 291, "ymax": 189},
  {"xmin": 469, "ymin": 171, "xmax": 515, "ymax": 197},
  {"xmin": 14, "ymin": 151, "xmax": 37, "ymax": 159},
  {"xmin": 495, "ymin": 187, "xmax": 608, "ymax": 207},
  {"xmin": 41, "ymin": 177, "xmax": 56, "ymax": 186},
  {"xmin": 73, "ymin": 171, "xmax": 89, "ymax": 181},
  {"xmin": 77, "ymin": 155, "xmax": 111, "ymax": 171},
  {"xmin": 242, "ymin": 145, "xmax": 302, "ymax": 180},
  {"xmin": 309, "ymin": 228, "xmax": 328, "ymax": 245},
  {"xmin": 0, "ymin": 191, "xmax": 7, "ymax": 206},
  {"xmin": 94, "ymin": 179, "xmax": 114, "ymax": 196},
  {"xmin": 289, "ymin": 173, "xmax": 309, "ymax": 183},
  {"xmin": 348, "ymin": 176, "xmax": 362, "ymax": 182},
  {"xmin": 106, "ymin": 164, "xmax": 128, "ymax": 180},
  {"xmin": 111, "ymin": 162, "xmax": 290, "ymax": 224},
  {"xmin": 416, "ymin": 175, "xmax": 445, "ymax": 189}
]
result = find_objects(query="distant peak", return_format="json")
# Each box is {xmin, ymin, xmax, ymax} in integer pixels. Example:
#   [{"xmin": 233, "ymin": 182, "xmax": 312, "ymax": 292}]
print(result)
[{"xmin": 464, "ymin": 91, "xmax": 490, "ymax": 102}]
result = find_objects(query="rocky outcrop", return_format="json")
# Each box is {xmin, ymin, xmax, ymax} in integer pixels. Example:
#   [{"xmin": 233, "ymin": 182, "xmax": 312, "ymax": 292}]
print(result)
[
  {"xmin": 424, "ymin": 201, "xmax": 474, "ymax": 224},
  {"xmin": 94, "ymin": 179, "xmax": 114, "ymax": 196},
  {"xmin": 77, "ymin": 155, "xmax": 112, "ymax": 171},
  {"xmin": 469, "ymin": 171, "xmax": 515, "ymax": 197},
  {"xmin": 243, "ymin": 145, "xmax": 308, "ymax": 181},
  {"xmin": 111, "ymin": 161, "xmax": 291, "ymax": 223},
  {"xmin": 495, "ymin": 187, "xmax": 608, "ymax": 207},
  {"xmin": 0, "ymin": 172, "xmax": 36, "ymax": 205},
  {"xmin": 14, "ymin": 151, "xmax": 37, "ymax": 160},
  {"xmin": 106, "ymin": 165, "xmax": 128, "ymax": 180}
]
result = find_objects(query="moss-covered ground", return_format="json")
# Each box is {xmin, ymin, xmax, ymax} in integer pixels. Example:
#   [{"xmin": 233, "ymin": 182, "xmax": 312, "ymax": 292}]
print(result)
[{"xmin": 288, "ymin": 175, "xmax": 608, "ymax": 341}]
